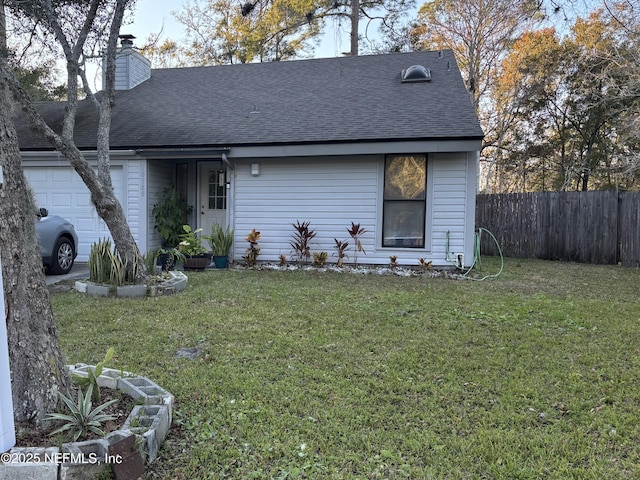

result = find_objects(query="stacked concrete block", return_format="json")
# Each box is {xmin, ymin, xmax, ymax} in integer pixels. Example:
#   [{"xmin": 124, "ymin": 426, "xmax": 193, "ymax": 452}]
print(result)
[
  {"xmin": 121, "ymin": 405, "xmax": 170, "ymax": 462},
  {"xmin": 2, "ymin": 366, "xmax": 174, "ymax": 479},
  {"xmin": 74, "ymin": 270, "xmax": 188, "ymax": 298},
  {"xmin": 60, "ymin": 439, "xmax": 111, "ymax": 480},
  {"xmin": 117, "ymin": 377, "xmax": 174, "ymax": 423},
  {"xmin": 0, "ymin": 447, "xmax": 59, "ymax": 480}
]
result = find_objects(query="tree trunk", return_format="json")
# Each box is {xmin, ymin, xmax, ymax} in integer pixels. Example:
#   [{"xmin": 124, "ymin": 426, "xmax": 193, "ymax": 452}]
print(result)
[
  {"xmin": 350, "ymin": 0, "xmax": 359, "ymax": 56},
  {"xmin": 0, "ymin": 54, "xmax": 68, "ymax": 423},
  {"xmin": 70, "ymin": 152, "xmax": 145, "ymax": 280}
]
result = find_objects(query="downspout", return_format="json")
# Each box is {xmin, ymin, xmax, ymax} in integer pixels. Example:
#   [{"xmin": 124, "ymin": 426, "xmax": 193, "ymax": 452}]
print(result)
[
  {"xmin": 222, "ymin": 153, "xmax": 234, "ymax": 171},
  {"xmin": 222, "ymin": 153, "xmax": 236, "ymax": 261}
]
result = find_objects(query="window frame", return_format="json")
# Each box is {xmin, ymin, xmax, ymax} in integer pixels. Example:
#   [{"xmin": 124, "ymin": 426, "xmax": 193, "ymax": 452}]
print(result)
[
  {"xmin": 379, "ymin": 154, "xmax": 431, "ymax": 250},
  {"xmin": 207, "ymin": 170, "xmax": 227, "ymax": 211}
]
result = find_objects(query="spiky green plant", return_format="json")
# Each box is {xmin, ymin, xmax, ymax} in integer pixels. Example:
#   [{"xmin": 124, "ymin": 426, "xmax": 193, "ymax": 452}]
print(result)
[
  {"xmin": 88, "ymin": 239, "xmax": 139, "ymax": 286},
  {"xmin": 205, "ymin": 224, "xmax": 235, "ymax": 257},
  {"xmin": 46, "ymin": 384, "xmax": 117, "ymax": 442},
  {"xmin": 73, "ymin": 348, "xmax": 114, "ymax": 402},
  {"xmin": 109, "ymin": 249, "xmax": 127, "ymax": 285},
  {"xmin": 88, "ymin": 238, "xmax": 112, "ymax": 283}
]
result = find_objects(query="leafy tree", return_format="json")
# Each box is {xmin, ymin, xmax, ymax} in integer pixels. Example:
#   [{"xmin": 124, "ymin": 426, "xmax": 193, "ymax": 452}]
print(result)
[
  {"xmin": 146, "ymin": 0, "xmax": 415, "ymax": 66},
  {"xmin": 12, "ymin": 64, "xmax": 66, "ymax": 100},
  {"xmin": 411, "ymin": 0, "xmax": 541, "ymax": 113},
  {"xmin": 491, "ymin": 7, "xmax": 640, "ymax": 191},
  {"xmin": 313, "ymin": 0, "xmax": 416, "ymax": 56},
  {"xmin": 2, "ymin": 0, "xmax": 146, "ymax": 276},
  {"xmin": 161, "ymin": 0, "xmax": 322, "ymax": 64},
  {"xmin": 491, "ymin": 27, "xmax": 570, "ymax": 191},
  {"xmin": 410, "ymin": 0, "xmax": 543, "ymax": 194},
  {"xmin": 0, "ymin": 0, "xmax": 145, "ymax": 423}
]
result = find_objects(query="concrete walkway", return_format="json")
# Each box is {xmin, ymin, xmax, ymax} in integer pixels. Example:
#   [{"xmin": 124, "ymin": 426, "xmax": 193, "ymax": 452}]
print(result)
[{"xmin": 45, "ymin": 263, "xmax": 89, "ymax": 286}]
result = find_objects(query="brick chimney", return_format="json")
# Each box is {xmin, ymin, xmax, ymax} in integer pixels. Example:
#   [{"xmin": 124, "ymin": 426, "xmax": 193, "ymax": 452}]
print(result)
[{"xmin": 102, "ymin": 34, "xmax": 151, "ymax": 91}]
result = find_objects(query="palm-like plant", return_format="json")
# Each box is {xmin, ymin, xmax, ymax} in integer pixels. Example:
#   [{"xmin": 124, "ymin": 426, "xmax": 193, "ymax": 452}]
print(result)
[
  {"xmin": 333, "ymin": 239, "xmax": 349, "ymax": 267},
  {"xmin": 347, "ymin": 222, "xmax": 367, "ymax": 267},
  {"xmin": 290, "ymin": 220, "xmax": 317, "ymax": 266}
]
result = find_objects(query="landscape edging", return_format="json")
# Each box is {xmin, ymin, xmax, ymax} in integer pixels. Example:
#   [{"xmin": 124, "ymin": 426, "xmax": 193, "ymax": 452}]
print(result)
[
  {"xmin": 74, "ymin": 270, "xmax": 188, "ymax": 297},
  {"xmin": 0, "ymin": 365, "xmax": 173, "ymax": 479}
]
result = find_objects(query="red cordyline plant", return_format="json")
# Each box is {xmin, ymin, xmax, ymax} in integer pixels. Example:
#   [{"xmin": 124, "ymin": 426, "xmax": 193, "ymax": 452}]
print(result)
[
  {"xmin": 290, "ymin": 220, "xmax": 317, "ymax": 266},
  {"xmin": 347, "ymin": 222, "xmax": 367, "ymax": 267},
  {"xmin": 333, "ymin": 239, "xmax": 349, "ymax": 267}
]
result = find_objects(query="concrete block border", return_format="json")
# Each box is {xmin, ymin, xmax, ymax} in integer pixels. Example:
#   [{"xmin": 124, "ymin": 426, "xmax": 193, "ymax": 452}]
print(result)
[
  {"xmin": 74, "ymin": 270, "xmax": 188, "ymax": 298},
  {"xmin": 0, "ymin": 365, "xmax": 174, "ymax": 479}
]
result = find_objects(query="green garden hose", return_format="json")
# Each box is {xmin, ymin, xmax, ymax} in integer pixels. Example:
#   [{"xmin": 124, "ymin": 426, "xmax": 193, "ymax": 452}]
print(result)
[{"xmin": 445, "ymin": 228, "xmax": 504, "ymax": 280}]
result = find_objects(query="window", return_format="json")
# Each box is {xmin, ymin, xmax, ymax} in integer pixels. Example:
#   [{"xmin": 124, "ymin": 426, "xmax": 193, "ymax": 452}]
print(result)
[
  {"xmin": 208, "ymin": 170, "xmax": 227, "ymax": 210},
  {"xmin": 382, "ymin": 155, "xmax": 426, "ymax": 248}
]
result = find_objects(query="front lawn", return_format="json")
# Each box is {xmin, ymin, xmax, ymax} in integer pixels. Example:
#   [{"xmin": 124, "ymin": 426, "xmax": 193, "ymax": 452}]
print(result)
[{"xmin": 52, "ymin": 259, "xmax": 640, "ymax": 479}]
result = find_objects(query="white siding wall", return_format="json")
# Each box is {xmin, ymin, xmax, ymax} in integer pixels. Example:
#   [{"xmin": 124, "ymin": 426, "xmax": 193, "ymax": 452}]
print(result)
[
  {"xmin": 233, "ymin": 156, "xmax": 378, "ymax": 261},
  {"xmin": 429, "ymin": 152, "xmax": 471, "ymax": 266},
  {"xmin": 112, "ymin": 51, "xmax": 151, "ymax": 91},
  {"xmin": 125, "ymin": 159, "xmax": 147, "ymax": 254},
  {"xmin": 232, "ymin": 152, "xmax": 476, "ymax": 267}
]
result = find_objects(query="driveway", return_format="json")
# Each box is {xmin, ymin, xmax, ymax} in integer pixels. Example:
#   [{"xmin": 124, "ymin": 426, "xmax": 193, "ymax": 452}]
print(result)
[{"xmin": 45, "ymin": 263, "xmax": 89, "ymax": 286}]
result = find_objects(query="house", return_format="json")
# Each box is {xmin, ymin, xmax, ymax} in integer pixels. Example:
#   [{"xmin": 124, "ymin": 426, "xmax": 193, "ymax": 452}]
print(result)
[{"xmin": 17, "ymin": 39, "xmax": 484, "ymax": 268}]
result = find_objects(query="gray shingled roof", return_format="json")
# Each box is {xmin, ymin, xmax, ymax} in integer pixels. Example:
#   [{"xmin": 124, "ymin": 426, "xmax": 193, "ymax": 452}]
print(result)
[{"xmin": 17, "ymin": 50, "xmax": 483, "ymax": 151}]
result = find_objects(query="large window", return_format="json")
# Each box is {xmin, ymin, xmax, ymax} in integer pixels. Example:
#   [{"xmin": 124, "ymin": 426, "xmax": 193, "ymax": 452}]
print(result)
[{"xmin": 382, "ymin": 154, "xmax": 426, "ymax": 248}]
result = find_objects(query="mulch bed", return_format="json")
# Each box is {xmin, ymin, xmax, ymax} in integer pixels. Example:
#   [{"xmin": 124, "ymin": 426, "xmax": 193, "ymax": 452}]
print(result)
[{"xmin": 14, "ymin": 387, "xmax": 136, "ymax": 448}]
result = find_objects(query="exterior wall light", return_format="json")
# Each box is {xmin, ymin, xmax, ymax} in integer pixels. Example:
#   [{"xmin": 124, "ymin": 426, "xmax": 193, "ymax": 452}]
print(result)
[{"xmin": 251, "ymin": 163, "xmax": 260, "ymax": 176}]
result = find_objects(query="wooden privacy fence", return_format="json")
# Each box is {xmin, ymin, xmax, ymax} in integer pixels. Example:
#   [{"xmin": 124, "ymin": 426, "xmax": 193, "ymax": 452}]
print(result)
[{"xmin": 476, "ymin": 191, "xmax": 640, "ymax": 267}]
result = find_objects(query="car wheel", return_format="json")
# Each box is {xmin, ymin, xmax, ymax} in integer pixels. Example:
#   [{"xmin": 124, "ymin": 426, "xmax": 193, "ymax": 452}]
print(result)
[{"xmin": 50, "ymin": 237, "xmax": 75, "ymax": 275}]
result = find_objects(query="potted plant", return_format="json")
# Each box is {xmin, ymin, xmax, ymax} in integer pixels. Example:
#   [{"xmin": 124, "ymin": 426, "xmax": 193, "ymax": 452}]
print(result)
[
  {"xmin": 178, "ymin": 225, "xmax": 210, "ymax": 270},
  {"xmin": 152, "ymin": 187, "xmax": 193, "ymax": 269},
  {"xmin": 152, "ymin": 187, "xmax": 193, "ymax": 247},
  {"xmin": 148, "ymin": 246, "xmax": 186, "ymax": 272},
  {"xmin": 205, "ymin": 224, "xmax": 234, "ymax": 269}
]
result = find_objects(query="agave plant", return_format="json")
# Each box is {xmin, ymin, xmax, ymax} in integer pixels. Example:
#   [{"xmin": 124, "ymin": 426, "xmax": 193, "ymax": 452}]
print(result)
[{"xmin": 46, "ymin": 384, "xmax": 117, "ymax": 441}]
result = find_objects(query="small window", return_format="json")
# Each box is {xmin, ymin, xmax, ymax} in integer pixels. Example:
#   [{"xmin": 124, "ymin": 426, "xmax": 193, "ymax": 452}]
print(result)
[
  {"xmin": 382, "ymin": 155, "xmax": 427, "ymax": 248},
  {"xmin": 401, "ymin": 65, "xmax": 431, "ymax": 83},
  {"xmin": 208, "ymin": 171, "xmax": 227, "ymax": 210}
]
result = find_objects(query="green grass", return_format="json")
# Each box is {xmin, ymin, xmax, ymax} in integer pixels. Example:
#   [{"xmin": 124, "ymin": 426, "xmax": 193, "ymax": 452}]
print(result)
[{"xmin": 51, "ymin": 258, "xmax": 640, "ymax": 479}]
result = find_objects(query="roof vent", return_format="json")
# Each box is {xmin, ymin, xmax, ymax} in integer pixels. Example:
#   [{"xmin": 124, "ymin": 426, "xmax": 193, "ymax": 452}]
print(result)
[{"xmin": 401, "ymin": 65, "xmax": 431, "ymax": 83}]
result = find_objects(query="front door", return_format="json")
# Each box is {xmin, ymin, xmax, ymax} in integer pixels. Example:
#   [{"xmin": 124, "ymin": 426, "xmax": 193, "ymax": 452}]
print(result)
[{"xmin": 198, "ymin": 162, "xmax": 227, "ymax": 239}]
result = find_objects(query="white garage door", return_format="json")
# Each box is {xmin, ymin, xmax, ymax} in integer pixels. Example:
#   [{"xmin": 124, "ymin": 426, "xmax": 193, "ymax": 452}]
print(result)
[{"xmin": 25, "ymin": 166, "xmax": 125, "ymax": 262}]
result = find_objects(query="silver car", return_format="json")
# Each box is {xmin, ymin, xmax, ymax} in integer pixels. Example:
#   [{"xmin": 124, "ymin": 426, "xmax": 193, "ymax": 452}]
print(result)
[{"xmin": 36, "ymin": 208, "xmax": 78, "ymax": 275}]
